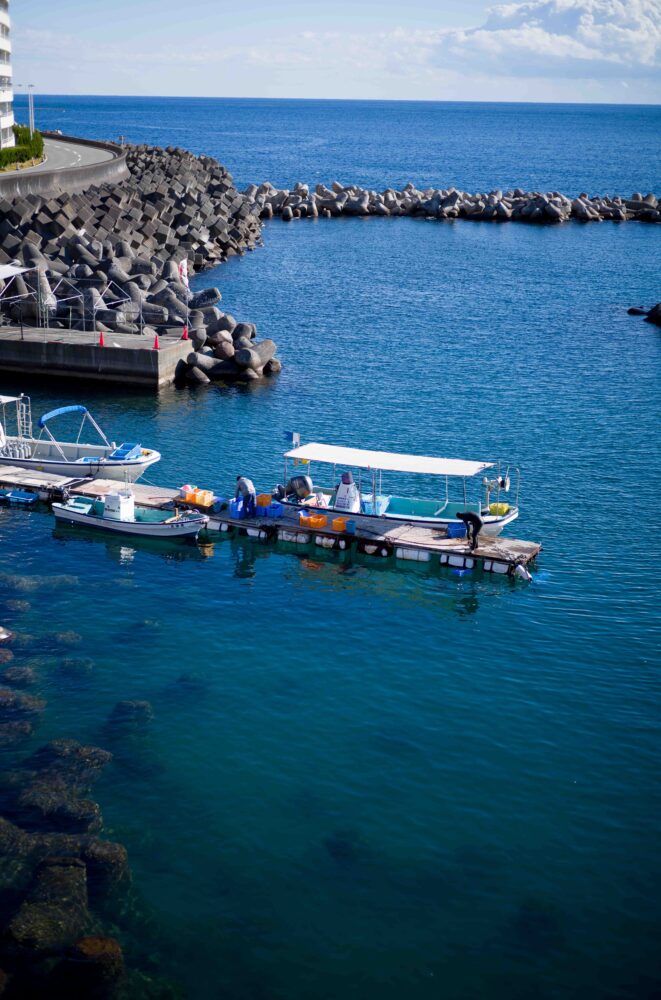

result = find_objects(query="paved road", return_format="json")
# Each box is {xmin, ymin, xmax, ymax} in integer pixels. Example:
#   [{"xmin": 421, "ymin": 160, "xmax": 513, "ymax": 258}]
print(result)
[{"xmin": 18, "ymin": 137, "xmax": 114, "ymax": 175}]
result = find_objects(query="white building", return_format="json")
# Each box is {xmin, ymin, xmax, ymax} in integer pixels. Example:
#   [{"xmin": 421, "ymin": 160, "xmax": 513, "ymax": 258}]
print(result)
[{"xmin": 0, "ymin": 0, "xmax": 14, "ymax": 149}]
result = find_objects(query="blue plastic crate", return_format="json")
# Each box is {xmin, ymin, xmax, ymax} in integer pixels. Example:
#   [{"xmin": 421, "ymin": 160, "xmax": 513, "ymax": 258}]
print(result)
[
  {"xmin": 109, "ymin": 442, "xmax": 142, "ymax": 461},
  {"xmin": 229, "ymin": 498, "xmax": 243, "ymax": 519},
  {"xmin": 446, "ymin": 522, "xmax": 467, "ymax": 539},
  {"xmin": 268, "ymin": 502, "xmax": 283, "ymax": 518}
]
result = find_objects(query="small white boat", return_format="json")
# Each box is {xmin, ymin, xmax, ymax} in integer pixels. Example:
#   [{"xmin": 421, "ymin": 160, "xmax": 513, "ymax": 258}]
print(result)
[
  {"xmin": 52, "ymin": 489, "xmax": 207, "ymax": 539},
  {"xmin": 0, "ymin": 395, "xmax": 160, "ymax": 482},
  {"xmin": 276, "ymin": 439, "xmax": 520, "ymax": 536}
]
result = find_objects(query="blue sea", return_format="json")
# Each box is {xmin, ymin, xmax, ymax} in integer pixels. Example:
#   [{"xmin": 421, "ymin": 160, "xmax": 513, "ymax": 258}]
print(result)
[{"xmin": 2, "ymin": 97, "xmax": 660, "ymax": 999}]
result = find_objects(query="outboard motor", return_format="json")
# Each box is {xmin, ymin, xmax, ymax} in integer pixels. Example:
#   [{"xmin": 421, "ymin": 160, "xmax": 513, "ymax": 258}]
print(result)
[{"xmin": 286, "ymin": 474, "xmax": 314, "ymax": 500}]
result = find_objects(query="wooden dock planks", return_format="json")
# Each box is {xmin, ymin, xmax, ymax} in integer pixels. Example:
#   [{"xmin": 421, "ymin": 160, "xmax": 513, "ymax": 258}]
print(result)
[{"xmin": 0, "ymin": 463, "xmax": 541, "ymax": 571}]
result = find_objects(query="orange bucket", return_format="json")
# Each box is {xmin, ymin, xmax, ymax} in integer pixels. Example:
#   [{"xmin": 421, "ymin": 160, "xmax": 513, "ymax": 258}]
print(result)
[
  {"xmin": 332, "ymin": 516, "xmax": 348, "ymax": 532},
  {"xmin": 299, "ymin": 512, "xmax": 314, "ymax": 528},
  {"xmin": 310, "ymin": 514, "xmax": 328, "ymax": 529}
]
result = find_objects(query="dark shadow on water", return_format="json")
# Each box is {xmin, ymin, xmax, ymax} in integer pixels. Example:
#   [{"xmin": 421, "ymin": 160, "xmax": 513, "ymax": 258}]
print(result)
[{"xmin": 511, "ymin": 896, "xmax": 565, "ymax": 956}]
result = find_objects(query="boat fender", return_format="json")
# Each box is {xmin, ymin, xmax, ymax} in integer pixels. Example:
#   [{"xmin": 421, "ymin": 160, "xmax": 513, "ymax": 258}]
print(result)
[{"xmin": 358, "ymin": 540, "xmax": 390, "ymax": 558}]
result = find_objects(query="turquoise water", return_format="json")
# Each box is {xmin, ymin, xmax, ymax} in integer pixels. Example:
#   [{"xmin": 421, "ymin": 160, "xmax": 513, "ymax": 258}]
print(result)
[{"xmin": 2, "ymin": 98, "xmax": 661, "ymax": 998}]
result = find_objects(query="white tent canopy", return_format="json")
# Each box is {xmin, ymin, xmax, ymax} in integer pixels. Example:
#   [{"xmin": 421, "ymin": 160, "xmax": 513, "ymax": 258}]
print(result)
[
  {"xmin": 284, "ymin": 442, "xmax": 493, "ymax": 478},
  {"xmin": 0, "ymin": 264, "xmax": 30, "ymax": 280}
]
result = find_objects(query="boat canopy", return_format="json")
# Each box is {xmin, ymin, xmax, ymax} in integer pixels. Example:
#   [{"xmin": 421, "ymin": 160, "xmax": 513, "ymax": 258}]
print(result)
[
  {"xmin": 38, "ymin": 405, "xmax": 88, "ymax": 429},
  {"xmin": 284, "ymin": 443, "xmax": 493, "ymax": 478}
]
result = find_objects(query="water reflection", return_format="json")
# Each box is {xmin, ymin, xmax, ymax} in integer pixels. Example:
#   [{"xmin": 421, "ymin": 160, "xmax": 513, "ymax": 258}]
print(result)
[{"xmin": 52, "ymin": 524, "xmax": 213, "ymax": 564}]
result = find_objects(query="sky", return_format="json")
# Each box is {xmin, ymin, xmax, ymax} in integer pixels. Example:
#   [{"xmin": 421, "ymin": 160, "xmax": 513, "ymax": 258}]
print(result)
[{"xmin": 11, "ymin": 0, "xmax": 661, "ymax": 104}]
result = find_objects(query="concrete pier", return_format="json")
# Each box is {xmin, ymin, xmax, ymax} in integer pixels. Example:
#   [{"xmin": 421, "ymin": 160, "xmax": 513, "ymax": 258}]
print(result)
[{"xmin": 0, "ymin": 327, "xmax": 189, "ymax": 386}]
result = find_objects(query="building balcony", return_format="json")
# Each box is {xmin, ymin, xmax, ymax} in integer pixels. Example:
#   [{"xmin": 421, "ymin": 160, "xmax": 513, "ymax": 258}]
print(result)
[
  {"xmin": 0, "ymin": 110, "xmax": 13, "ymax": 130},
  {"xmin": 0, "ymin": 38, "xmax": 11, "ymax": 56},
  {"xmin": 0, "ymin": 89, "xmax": 12, "ymax": 104},
  {"xmin": 0, "ymin": 12, "xmax": 9, "ymax": 31}
]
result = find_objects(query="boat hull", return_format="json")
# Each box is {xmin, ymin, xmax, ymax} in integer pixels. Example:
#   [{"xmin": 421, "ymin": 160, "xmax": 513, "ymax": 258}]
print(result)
[
  {"xmin": 279, "ymin": 500, "xmax": 519, "ymax": 535},
  {"xmin": 0, "ymin": 453, "xmax": 160, "ymax": 483},
  {"xmin": 52, "ymin": 505, "xmax": 206, "ymax": 539}
]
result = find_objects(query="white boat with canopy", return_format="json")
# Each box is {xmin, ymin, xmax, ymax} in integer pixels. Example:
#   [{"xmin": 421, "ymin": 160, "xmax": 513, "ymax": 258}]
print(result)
[
  {"xmin": 0, "ymin": 395, "xmax": 160, "ymax": 482},
  {"xmin": 276, "ymin": 440, "xmax": 520, "ymax": 535}
]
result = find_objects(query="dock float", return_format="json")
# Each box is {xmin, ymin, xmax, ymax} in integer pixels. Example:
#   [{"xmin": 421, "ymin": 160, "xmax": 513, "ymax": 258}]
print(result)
[{"xmin": 0, "ymin": 464, "xmax": 541, "ymax": 578}]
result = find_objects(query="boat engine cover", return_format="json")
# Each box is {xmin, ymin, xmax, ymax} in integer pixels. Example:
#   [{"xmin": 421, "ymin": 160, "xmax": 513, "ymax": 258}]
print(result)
[{"xmin": 286, "ymin": 475, "xmax": 313, "ymax": 499}]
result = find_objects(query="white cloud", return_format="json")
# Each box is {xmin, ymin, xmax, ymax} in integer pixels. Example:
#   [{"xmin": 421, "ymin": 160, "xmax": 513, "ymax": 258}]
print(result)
[{"xmin": 430, "ymin": 0, "xmax": 661, "ymax": 78}]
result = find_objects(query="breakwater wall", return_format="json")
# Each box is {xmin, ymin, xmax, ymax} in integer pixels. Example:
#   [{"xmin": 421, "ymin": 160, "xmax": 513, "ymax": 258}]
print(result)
[
  {"xmin": 246, "ymin": 181, "xmax": 661, "ymax": 224},
  {"xmin": 0, "ymin": 144, "xmax": 280, "ymax": 385}
]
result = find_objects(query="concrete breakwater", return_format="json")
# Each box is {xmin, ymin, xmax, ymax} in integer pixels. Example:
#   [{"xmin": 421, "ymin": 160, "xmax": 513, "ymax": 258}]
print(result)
[
  {"xmin": 246, "ymin": 181, "xmax": 661, "ymax": 224},
  {"xmin": 0, "ymin": 143, "xmax": 280, "ymax": 384}
]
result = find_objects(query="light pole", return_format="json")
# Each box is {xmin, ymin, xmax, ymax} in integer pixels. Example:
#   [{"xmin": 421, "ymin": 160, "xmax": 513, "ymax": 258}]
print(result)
[{"xmin": 16, "ymin": 84, "xmax": 35, "ymax": 137}]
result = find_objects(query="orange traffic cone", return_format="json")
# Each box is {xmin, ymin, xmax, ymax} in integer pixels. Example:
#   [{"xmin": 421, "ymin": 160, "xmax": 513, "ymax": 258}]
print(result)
[
  {"xmin": 98, "ymin": 330, "xmax": 105, "ymax": 348},
  {"xmin": 153, "ymin": 333, "xmax": 160, "ymax": 351},
  {"xmin": 181, "ymin": 324, "xmax": 189, "ymax": 341}
]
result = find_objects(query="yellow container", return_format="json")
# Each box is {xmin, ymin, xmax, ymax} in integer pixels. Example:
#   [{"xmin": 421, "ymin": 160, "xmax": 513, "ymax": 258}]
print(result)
[
  {"xmin": 256, "ymin": 493, "xmax": 272, "ymax": 508},
  {"xmin": 310, "ymin": 514, "xmax": 328, "ymax": 529},
  {"xmin": 489, "ymin": 502, "xmax": 510, "ymax": 516},
  {"xmin": 332, "ymin": 516, "xmax": 348, "ymax": 532},
  {"xmin": 299, "ymin": 512, "xmax": 314, "ymax": 528},
  {"xmin": 196, "ymin": 490, "xmax": 214, "ymax": 507}
]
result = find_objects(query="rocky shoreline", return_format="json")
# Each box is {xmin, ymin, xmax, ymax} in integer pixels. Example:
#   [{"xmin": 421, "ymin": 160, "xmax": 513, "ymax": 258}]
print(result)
[
  {"xmin": 0, "ymin": 144, "xmax": 280, "ymax": 385},
  {"xmin": 247, "ymin": 181, "xmax": 661, "ymax": 224}
]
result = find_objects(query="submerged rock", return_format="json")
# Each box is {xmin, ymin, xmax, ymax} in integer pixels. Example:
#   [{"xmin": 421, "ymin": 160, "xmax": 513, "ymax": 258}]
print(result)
[
  {"xmin": 0, "ymin": 688, "xmax": 46, "ymax": 718},
  {"xmin": 49, "ymin": 935, "xmax": 126, "ymax": 998},
  {"xmin": 5, "ymin": 856, "xmax": 91, "ymax": 956},
  {"xmin": 0, "ymin": 665, "xmax": 36, "ymax": 688},
  {"xmin": 0, "ymin": 720, "xmax": 33, "ymax": 747},
  {"xmin": 107, "ymin": 700, "xmax": 154, "ymax": 731},
  {"xmin": 0, "ymin": 817, "xmax": 130, "ymax": 898},
  {"xmin": 0, "ymin": 573, "xmax": 79, "ymax": 593},
  {"xmin": 38, "ymin": 629, "xmax": 83, "ymax": 650},
  {"xmin": 323, "ymin": 828, "xmax": 366, "ymax": 868},
  {"xmin": 5, "ymin": 600, "xmax": 31, "ymax": 613},
  {"xmin": 12, "ymin": 739, "xmax": 112, "ymax": 834},
  {"xmin": 58, "ymin": 656, "xmax": 96, "ymax": 677}
]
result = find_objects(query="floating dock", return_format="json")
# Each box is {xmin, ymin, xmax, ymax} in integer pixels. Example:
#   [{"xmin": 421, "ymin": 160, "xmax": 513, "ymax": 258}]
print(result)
[{"xmin": 0, "ymin": 464, "xmax": 542, "ymax": 578}]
